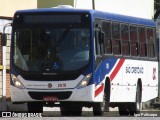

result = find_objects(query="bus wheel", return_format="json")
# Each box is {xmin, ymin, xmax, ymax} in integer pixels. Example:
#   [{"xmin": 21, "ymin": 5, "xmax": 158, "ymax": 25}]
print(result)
[
  {"xmin": 60, "ymin": 106, "xmax": 82, "ymax": 116},
  {"xmin": 93, "ymin": 81, "xmax": 110, "ymax": 116},
  {"xmin": 27, "ymin": 102, "xmax": 43, "ymax": 113},
  {"xmin": 60, "ymin": 106, "xmax": 72, "ymax": 116},
  {"xmin": 93, "ymin": 93, "xmax": 106, "ymax": 116},
  {"xmin": 128, "ymin": 85, "xmax": 141, "ymax": 115},
  {"xmin": 104, "ymin": 80, "xmax": 110, "ymax": 112},
  {"xmin": 118, "ymin": 104, "xmax": 129, "ymax": 116},
  {"xmin": 93, "ymin": 102, "xmax": 104, "ymax": 116},
  {"xmin": 93, "ymin": 85, "xmax": 109, "ymax": 116}
]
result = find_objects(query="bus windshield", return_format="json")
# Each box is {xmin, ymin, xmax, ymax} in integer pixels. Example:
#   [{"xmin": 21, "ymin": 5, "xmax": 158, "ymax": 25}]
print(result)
[{"xmin": 13, "ymin": 26, "xmax": 90, "ymax": 72}]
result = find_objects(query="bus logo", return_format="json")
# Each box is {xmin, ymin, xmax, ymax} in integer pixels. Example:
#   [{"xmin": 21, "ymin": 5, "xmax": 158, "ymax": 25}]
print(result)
[
  {"xmin": 48, "ymin": 83, "xmax": 52, "ymax": 88},
  {"xmin": 126, "ymin": 65, "xmax": 144, "ymax": 74},
  {"xmin": 153, "ymin": 68, "xmax": 156, "ymax": 80}
]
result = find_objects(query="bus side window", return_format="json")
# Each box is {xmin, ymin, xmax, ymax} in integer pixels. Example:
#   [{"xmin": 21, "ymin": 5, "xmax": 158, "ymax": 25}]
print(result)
[
  {"xmin": 112, "ymin": 22, "xmax": 121, "ymax": 55},
  {"xmin": 121, "ymin": 24, "xmax": 130, "ymax": 56},
  {"xmin": 102, "ymin": 21, "xmax": 112, "ymax": 54},
  {"xmin": 138, "ymin": 27, "xmax": 147, "ymax": 57},
  {"xmin": 130, "ymin": 26, "xmax": 138, "ymax": 56},
  {"xmin": 147, "ymin": 28, "xmax": 155, "ymax": 58}
]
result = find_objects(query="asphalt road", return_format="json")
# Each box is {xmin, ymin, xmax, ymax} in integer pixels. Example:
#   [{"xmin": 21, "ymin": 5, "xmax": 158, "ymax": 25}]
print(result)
[
  {"xmin": 42, "ymin": 107, "xmax": 160, "ymax": 117},
  {"xmin": 1, "ymin": 107, "xmax": 160, "ymax": 120},
  {"xmin": 1, "ymin": 103, "xmax": 160, "ymax": 118}
]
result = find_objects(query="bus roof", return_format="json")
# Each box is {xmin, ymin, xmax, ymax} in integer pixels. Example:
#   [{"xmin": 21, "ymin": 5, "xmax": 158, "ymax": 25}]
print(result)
[{"xmin": 15, "ymin": 8, "xmax": 155, "ymax": 27}]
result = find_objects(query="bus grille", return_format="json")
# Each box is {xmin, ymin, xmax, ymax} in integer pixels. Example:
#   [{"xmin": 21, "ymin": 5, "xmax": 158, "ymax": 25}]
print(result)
[{"xmin": 28, "ymin": 91, "xmax": 72, "ymax": 100}]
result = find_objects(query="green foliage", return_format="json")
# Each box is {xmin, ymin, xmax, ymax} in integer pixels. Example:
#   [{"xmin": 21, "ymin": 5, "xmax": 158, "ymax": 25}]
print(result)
[{"xmin": 155, "ymin": 0, "xmax": 160, "ymax": 11}]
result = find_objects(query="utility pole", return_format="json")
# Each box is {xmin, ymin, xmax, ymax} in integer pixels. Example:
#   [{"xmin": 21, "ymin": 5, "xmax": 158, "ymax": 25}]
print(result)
[{"xmin": 92, "ymin": 0, "xmax": 95, "ymax": 10}]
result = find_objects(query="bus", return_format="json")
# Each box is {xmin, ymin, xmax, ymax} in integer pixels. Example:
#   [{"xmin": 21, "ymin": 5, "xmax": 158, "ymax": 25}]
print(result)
[{"xmin": 3, "ymin": 7, "xmax": 158, "ymax": 116}]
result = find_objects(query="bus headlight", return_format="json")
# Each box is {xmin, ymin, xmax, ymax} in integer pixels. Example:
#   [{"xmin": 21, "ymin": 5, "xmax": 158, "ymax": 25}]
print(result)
[
  {"xmin": 11, "ymin": 74, "xmax": 25, "ymax": 89},
  {"xmin": 77, "ymin": 73, "xmax": 92, "ymax": 88}
]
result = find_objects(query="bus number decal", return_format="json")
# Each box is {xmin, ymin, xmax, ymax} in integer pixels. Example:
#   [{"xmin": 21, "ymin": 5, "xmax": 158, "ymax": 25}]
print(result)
[
  {"xmin": 106, "ymin": 63, "xmax": 109, "ymax": 69},
  {"xmin": 58, "ymin": 83, "xmax": 66, "ymax": 88}
]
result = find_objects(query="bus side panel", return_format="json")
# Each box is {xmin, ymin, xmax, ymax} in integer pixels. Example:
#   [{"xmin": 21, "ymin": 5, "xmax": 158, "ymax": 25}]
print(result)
[
  {"xmin": 93, "ymin": 58, "xmax": 105, "ymax": 102},
  {"xmin": 94, "ymin": 58, "xmax": 136, "ymax": 102},
  {"xmin": 120, "ymin": 59, "xmax": 146, "ymax": 102},
  {"xmin": 109, "ymin": 59, "xmax": 124, "ymax": 102},
  {"xmin": 142, "ymin": 61, "xmax": 158, "ymax": 102},
  {"xmin": 94, "ymin": 58, "xmax": 122, "ymax": 102},
  {"xmin": 109, "ymin": 59, "xmax": 158, "ymax": 103},
  {"xmin": 109, "ymin": 59, "xmax": 137, "ymax": 102}
]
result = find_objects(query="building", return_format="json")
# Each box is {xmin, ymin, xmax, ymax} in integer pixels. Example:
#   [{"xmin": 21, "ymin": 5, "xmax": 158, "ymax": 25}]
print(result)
[{"xmin": 0, "ymin": 17, "xmax": 12, "ymax": 101}]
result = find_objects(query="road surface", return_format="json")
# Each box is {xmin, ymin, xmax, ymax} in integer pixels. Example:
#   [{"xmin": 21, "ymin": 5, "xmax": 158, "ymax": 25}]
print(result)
[{"xmin": 42, "ymin": 107, "xmax": 160, "ymax": 117}]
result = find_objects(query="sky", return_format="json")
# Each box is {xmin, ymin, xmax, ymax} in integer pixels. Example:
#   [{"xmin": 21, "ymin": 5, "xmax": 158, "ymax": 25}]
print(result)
[{"xmin": 75, "ymin": 0, "xmax": 154, "ymax": 19}]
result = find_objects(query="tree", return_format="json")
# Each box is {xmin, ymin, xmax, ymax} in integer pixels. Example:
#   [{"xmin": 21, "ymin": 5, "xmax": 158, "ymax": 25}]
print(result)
[
  {"xmin": 154, "ymin": 0, "xmax": 160, "ymax": 19},
  {"xmin": 155, "ymin": 0, "xmax": 160, "ymax": 11}
]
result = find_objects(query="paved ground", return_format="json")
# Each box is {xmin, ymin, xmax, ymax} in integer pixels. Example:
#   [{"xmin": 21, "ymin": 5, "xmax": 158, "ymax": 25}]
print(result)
[
  {"xmin": 42, "ymin": 107, "xmax": 119, "ymax": 117},
  {"xmin": 42, "ymin": 107, "xmax": 160, "ymax": 117},
  {"xmin": 1, "ymin": 101, "xmax": 160, "ymax": 117}
]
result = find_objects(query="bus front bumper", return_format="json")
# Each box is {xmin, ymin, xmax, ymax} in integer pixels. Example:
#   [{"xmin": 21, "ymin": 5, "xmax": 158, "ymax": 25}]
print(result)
[{"xmin": 10, "ymin": 84, "xmax": 96, "ymax": 103}]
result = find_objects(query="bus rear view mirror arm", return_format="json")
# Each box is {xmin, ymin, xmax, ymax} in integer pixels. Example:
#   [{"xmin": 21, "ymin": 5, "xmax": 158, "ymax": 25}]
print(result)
[{"xmin": 2, "ymin": 23, "xmax": 12, "ymax": 46}]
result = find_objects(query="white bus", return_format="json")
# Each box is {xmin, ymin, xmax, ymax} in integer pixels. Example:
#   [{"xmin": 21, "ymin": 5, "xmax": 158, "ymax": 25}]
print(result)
[{"xmin": 2, "ymin": 8, "xmax": 158, "ymax": 116}]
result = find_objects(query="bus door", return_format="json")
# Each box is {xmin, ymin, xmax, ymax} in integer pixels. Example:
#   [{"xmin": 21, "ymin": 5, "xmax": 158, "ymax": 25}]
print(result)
[{"xmin": 94, "ymin": 19, "xmax": 105, "ymax": 85}]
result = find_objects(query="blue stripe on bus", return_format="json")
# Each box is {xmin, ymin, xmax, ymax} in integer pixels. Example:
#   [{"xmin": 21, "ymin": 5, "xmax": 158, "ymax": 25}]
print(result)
[{"xmin": 93, "ymin": 58, "xmax": 118, "ymax": 86}]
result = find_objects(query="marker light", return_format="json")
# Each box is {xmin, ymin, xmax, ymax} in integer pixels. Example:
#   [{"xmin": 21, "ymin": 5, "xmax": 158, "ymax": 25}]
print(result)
[
  {"xmin": 11, "ymin": 74, "xmax": 25, "ymax": 89},
  {"xmin": 77, "ymin": 73, "xmax": 92, "ymax": 88}
]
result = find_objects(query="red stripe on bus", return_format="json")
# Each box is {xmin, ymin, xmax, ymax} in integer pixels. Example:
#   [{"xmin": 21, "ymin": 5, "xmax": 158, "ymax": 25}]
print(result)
[
  {"xmin": 110, "ymin": 59, "xmax": 125, "ymax": 81},
  {"xmin": 95, "ymin": 83, "xmax": 104, "ymax": 98}
]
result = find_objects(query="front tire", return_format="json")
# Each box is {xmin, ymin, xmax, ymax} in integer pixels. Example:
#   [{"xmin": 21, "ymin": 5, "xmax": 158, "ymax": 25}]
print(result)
[
  {"xmin": 27, "ymin": 102, "xmax": 43, "ymax": 113},
  {"xmin": 60, "ymin": 103, "xmax": 82, "ymax": 116},
  {"xmin": 93, "ymin": 93, "xmax": 106, "ymax": 116},
  {"xmin": 93, "ymin": 81, "xmax": 110, "ymax": 116},
  {"xmin": 60, "ymin": 106, "xmax": 72, "ymax": 116},
  {"xmin": 93, "ymin": 102, "xmax": 104, "ymax": 116}
]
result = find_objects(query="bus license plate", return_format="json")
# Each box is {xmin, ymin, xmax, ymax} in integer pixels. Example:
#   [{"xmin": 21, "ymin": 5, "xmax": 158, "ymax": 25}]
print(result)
[{"xmin": 43, "ymin": 96, "xmax": 58, "ymax": 102}]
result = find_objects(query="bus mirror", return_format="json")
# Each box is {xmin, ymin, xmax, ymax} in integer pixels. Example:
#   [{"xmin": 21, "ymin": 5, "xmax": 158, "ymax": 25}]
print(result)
[
  {"xmin": 1, "ymin": 33, "xmax": 7, "ymax": 46},
  {"xmin": 98, "ymin": 31, "xmax": 104, "ymax": 44}
]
